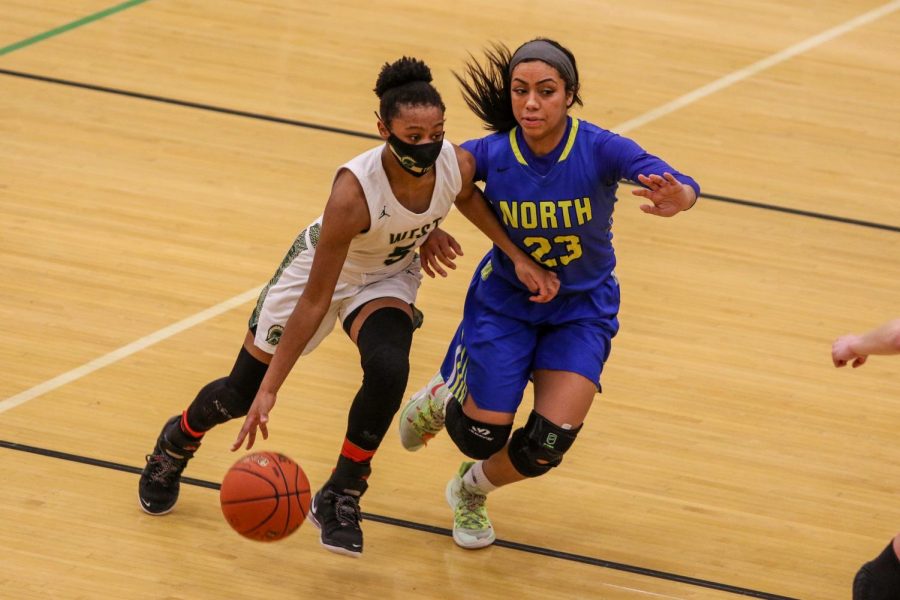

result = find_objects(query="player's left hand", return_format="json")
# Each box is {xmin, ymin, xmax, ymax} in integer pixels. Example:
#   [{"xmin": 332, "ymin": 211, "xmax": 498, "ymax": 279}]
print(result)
[
  {"xmin": 632, "ymin": 172, "xmax": 696, "ymax": 217},
  {"xmin": 420, "ymin": 227, "xmax": 463, "ymax": 278},
  {"xmin": 514, "ymin": 259, "xmax": 560, "ymax": 303},
  {"xmin": 231, "ymin": 390, "xmax": 277, "ymax": 451}
]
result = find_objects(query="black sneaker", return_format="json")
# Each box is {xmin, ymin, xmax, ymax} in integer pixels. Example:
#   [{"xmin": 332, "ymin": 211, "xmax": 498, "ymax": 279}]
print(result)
[
  {"xmin": 138, "ymin": 415, "xmax": 201, "ymax": 515},
  {"xmin": 308, "ymin": 485, "xmax": 364, "ymax": 557}
]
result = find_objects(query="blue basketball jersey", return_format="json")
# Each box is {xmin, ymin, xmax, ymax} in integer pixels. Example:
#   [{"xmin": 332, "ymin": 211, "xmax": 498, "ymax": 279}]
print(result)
[
  {"xmin": 439, "ymin": 118, "xmax": 700, "ymax": 410},
  {"xmin": 461, "ymin": 117, "xmax": 700, "ymax": 297}
]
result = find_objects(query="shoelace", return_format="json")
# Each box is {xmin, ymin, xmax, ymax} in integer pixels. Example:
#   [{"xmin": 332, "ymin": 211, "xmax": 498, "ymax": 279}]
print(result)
[
  {"xmin": 454, "ymin": 484, "xmax": 489, "ymax": 530},
  {"xmin": 333, "ymin": 494, "xmax": 362, "ymax": 527},
  {"xmin": 412, "ymin": 396, "xmax": 445, "ymax": 435},
  {"xmin": 145, "ymin": 453, "xmax": 185, "ymax": 484}
]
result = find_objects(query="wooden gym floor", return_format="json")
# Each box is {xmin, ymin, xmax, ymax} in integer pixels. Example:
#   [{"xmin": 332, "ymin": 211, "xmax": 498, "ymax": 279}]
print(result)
[{"xmin": 2, "ymin": 1, "xmax": 899, "ymax": 598}]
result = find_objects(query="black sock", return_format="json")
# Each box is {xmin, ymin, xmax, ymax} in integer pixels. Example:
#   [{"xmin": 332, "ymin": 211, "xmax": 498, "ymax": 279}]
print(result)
[{"xmin": 327, "ymin": 440, "xmax": 373, "ymax": 495}]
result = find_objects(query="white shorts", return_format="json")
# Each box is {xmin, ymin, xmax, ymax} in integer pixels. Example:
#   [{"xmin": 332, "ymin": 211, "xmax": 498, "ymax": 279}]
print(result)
[{"xmin": 249, "ymin": 242, "xmax": 423, "ymax": 356}]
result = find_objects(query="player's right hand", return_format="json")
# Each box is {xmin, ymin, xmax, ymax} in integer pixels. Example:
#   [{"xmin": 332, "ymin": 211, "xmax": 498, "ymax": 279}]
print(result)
[
  {"xmin": 514, "ymin": 259, "xmax": 560, "ymax": 303},
  {"xmin": 420, "ymin": 227, "xmax": 463, "ymax": 278},
  {"xmin": 232, "ymin": 390, "xmax": 276, "ymax": 451}
]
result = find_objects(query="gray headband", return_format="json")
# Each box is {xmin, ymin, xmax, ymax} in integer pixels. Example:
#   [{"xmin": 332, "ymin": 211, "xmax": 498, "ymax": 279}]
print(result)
[{"xmin": 508, "ymin": 40, "xmax": 576, "ymax": 86}]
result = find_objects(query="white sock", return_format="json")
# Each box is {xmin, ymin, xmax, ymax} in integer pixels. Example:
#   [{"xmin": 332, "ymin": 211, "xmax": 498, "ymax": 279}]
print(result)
[{"xmin": 462, "ymin": 461, "xmax": 497, "ymax": 495}]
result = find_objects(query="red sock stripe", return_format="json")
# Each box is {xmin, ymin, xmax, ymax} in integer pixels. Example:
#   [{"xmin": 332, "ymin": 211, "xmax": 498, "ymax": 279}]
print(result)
[
  {"xmin": 180, "ymin": 411, "xmax": 204, "ymax": 439},
  {"xmin": 340, "ymin": 438, "xmax": 375, "ymax": 463}
]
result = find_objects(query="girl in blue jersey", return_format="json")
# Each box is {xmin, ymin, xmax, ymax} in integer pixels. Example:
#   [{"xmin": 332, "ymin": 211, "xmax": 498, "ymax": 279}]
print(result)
[{"xmin": 398, "ymin": 38, "xmax": 700, "ymax": 548}]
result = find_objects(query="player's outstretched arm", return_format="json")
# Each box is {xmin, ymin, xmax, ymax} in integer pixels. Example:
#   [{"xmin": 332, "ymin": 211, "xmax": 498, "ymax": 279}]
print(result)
[
  {"xmin": 631, "ymin": 172, "xmax": 697, "ymax": 217},
  {"xmin": 832, "ymin": 318, "xmax": 900, "ymax": 368},
  {"xmin": 232, "ymin": 171, "xmax": 369, "ymax": 450}
]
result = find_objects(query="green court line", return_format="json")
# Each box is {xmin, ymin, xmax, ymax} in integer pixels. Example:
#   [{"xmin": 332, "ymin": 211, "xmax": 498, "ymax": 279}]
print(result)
[{"xmin": 0, "ymin": 0, "xmax": 150, "ymax": 57}]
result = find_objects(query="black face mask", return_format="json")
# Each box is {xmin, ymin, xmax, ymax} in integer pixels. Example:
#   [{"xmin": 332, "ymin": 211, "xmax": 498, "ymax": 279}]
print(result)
[{"xmin": 386, "ymin": 132, "xmax": 444, "ymax": 177}]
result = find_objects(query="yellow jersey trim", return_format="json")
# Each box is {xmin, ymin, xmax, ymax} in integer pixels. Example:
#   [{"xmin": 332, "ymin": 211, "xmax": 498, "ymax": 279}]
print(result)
[
  {"xmin": 508, "ymin": 118, "xmax": 580, "ymax": 166},
  {"xmin": 558, "ymin": 118, "xmax": 579, "ymax": 162},
  {"xmin": 509, "ymin": 128, "xmax": 528, "ymax": 165}
]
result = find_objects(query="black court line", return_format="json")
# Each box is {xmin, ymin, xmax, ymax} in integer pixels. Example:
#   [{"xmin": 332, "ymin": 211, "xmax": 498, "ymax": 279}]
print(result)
[
  {"xmin": 0, "ymin": 68, "xmax": 379, "ymax": 141},
  {"xmin": 667, "ymin": 188, "xmax": 900, "ymax": 234},
  {"xmin": 2, "ymin": 66, "xmax": 896, "ymax": 236},
  {"xmin": 0, "ymin": 439, "xmax": 798, "ymax": 600},
  {"xmin": 617, "ymin": 181, "xmax": 900, "ymax": 234}
]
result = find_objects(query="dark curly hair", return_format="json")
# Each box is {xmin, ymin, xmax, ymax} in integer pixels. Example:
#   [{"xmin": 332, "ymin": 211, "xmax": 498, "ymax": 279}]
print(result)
[
  {"xmin": 374, "ymin": 57, "xmax": 445, "ymax": 126},
  {"xmin": 454, "ymin": 38, "xmax": 582, "ymax": 133}
]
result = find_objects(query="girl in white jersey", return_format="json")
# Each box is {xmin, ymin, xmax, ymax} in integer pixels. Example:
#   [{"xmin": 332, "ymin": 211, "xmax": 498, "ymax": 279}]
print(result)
[{"xmin": 138, "ymin": 57, "xmax": 559, "ymax": 557}]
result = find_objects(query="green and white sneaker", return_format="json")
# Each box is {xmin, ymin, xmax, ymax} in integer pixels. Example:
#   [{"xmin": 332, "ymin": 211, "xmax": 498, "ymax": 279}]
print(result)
[
  {"xmin": 399, "ymin": 372, "xmax": 449, "ymax": 451},
  {"xmin": 445, "ymin": 461, "xmax": 495, "ymax": 549}
]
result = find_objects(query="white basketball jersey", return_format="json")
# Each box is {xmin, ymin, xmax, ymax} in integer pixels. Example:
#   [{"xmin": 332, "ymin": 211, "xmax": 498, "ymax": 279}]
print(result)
[
  {"xmin": 328, "ymin": 141, "xmax": 461, "ymax": 285},
  {"xmin": 249, "ymin": 141, "xmax": 461, "ymax": 353}
]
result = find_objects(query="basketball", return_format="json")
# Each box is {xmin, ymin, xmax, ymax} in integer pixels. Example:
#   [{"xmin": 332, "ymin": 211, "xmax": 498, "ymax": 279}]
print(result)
[{"xmin": 220, "ymin": 451, "xmax": 311, "ymax": 542}]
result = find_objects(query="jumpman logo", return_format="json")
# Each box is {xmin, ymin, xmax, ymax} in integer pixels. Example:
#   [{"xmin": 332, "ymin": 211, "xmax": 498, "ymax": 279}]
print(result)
[{"xmin": 379, "ymin": 205, "xmax": 390, "ymax": 219}]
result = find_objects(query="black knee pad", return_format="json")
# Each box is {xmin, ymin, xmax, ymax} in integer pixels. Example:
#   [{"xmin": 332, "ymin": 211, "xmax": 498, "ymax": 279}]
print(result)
[
  {"xmin": 445, "ymin": 399, "xmax": 512, "ymax": 460},
  {"xmin": 355, "ymin": 307, "xmax": 413, "ymax": 409},
  {"xmin": 508, "ymin": 410, "xmax": 581, "ymax": 478},
  {"xmin": 186, "ymin": 345, "xmax": 268, "ymax": 431},
  {"xmin": 344, "ymin": 307, "xmax": 414, "ymax": 449}
]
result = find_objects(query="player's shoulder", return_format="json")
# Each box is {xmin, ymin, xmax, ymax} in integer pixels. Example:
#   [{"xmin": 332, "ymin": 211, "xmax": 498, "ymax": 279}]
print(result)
[
  {"xmin": 330, "ymin": 167, "xmax": 366, "ymax": 205},
  {"xmin": 452, "ymin": 143, "xmax": 476, "ymax": 178},
  {"xmin": 325, "ymin": 168, "xmax": 370, "ymax": 235},
  {"xmin": 573, "ymin": 118, "xmax": 641, "ymax": 157},
  {"xmin": 344, "ymin": 144, "xmax": 386, "ymax": 175},
  {"xmin": 574, "ymin": 118, "xmax": 617, "ymax": 143},
  {"xmin": 459, "ymin": 132, "xmax": 508, "ymax": 180},
  {"xmin": 462, "ymin": 130, "xmax": 507, "ymax": 153}
]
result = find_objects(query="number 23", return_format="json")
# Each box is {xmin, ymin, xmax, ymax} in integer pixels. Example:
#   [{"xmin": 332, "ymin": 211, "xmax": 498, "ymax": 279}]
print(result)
[{"xmin": 522, "ymin": 235, "xmax": 583, "ymax": 267}]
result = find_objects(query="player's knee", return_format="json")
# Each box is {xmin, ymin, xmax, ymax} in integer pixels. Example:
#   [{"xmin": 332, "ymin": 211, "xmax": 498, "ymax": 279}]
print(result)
[
  {"xmin": 360, "ymin": 347, "xmax": 409, "ymax": 413},
  {"xmin": 218, "ymin": 380, "xmax": 255, "ymax": 419},
  {"xmin": 360, "ymin": 343, "xmax": 410, "ymax": 390},
  {"xmin": 508, "ymin": 410, "xmax": 582, "ymax": 478},
  {"xmin": 186, "ymin": 346, "xmax": 268, "ymax": 430},
  {"xmin": 357, "ymin": 308, "xmax": 414, "ymax": 410},
  {"xmin": 187, "ymin": 378, "xmax": 254, "ymax": 429},
  {"xmin": 446, "ymin": 399, "xmax": 512, "ymax": 460}
]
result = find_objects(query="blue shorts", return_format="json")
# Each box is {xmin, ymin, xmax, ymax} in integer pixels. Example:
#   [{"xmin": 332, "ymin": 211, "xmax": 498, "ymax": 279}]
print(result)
[{"xmin": 440, "ymin": 253, "xmax": 620, "ymax": 413}]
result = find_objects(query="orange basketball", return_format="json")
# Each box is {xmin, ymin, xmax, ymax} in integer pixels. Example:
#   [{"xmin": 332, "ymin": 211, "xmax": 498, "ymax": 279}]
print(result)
[{"xmin": 220, "ymin": 451, "xmax": 311, "ymax": 542}]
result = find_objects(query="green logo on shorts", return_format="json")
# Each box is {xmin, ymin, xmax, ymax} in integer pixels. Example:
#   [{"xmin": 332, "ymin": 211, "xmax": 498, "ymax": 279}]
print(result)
[
  {"xmin": 480, "ymin": 261, "xmax": 493, "ymax": 281},
  {"xmin": 266, "ymin": 325, "xmax": 284, "ymax": 346}
]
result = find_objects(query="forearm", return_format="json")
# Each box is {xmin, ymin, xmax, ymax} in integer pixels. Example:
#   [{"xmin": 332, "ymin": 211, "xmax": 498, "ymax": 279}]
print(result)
[
  {"xmin": 853, "ymin": 319, "xmax": 900, "ymax": 356},
  {"xmin": 455, "ymin": 195, "xmax": 530, "ymax": 264},
  {"xmin": 622, "ymin": 142, "xmax": 700, "ymax": 210},
  {"xmin": 258, "ymin": 299, "xmax": 328, "ymax": 394},
  {"xmin": 625, "ymin": 148, "xmax": 701, "ymax": 201}
]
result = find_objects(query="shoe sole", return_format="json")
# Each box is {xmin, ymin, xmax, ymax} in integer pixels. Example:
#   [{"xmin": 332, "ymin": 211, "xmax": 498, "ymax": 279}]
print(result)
[
  {"xmin": 444, "ymin": 479, "xmax": 496, "ymax": 549},
  {"xmin": 308, "ymin": 494, "xmax": 362, "ymax": 558}
]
